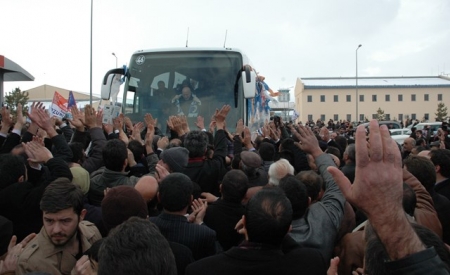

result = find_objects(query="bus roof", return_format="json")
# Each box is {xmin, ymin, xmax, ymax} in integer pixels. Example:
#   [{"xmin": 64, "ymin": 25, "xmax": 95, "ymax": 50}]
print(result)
[{"xmin": 132, "ymin": 47, "xmax": 245, "ymax": 55}]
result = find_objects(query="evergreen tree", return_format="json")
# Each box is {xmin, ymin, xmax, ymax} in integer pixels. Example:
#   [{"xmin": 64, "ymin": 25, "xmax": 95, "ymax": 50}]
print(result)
[
  {"xmin": 5, "ymin": 87, "xmax": 29, "ymax": 115},
  {"xmin": 376, "ymin": 107, "xmax": 385, "ymax": 121},
  {"xmin": 435, "ymin": 102, "xmax": 448, "ymax": 122}
]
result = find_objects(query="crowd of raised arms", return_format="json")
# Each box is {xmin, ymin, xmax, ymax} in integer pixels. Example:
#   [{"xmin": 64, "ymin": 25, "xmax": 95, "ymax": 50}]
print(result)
[{"xmin": 1, "ymin": 101, "xmax": 450, "ymax": 275}]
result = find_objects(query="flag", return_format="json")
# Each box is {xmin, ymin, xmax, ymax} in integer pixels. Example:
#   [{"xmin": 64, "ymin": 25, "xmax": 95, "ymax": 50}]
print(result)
[
  {"xmin": 50, "ymin": 91, "xmax": 68, "ymax": 119},
  {"xmin": 68, "ymin": 91, "xmax": 76, "ymax": 108}
]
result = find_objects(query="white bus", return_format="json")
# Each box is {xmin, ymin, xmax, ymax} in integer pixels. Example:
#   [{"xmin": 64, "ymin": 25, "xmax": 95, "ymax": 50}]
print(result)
[{"xmin": 101, "ymin": 47, "xmax": 260, "ymax": 134}]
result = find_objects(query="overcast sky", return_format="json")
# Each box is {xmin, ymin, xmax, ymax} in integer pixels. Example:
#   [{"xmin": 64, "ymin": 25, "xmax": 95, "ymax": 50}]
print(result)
[{"xmin": 2, "ymin": 0, "xmax": 449, "ymax": 100}]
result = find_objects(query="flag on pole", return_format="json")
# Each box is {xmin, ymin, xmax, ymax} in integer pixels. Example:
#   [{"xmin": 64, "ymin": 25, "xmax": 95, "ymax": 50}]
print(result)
[
  {"xmin": 68, "ymin": 91, "xmax": 77, "ymax": 108},
  {"xmin": 50, "ymin": 91, "xmax": 68, "ymax": 118}
]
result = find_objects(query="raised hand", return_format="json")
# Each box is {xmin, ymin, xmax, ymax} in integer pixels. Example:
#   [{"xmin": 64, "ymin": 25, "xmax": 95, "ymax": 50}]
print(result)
[
  {"xmin": 0, "ymin": 233, "xmax": 36, "ymax": 274},
  {"xmin": 23, "ymin": 140, "xmax": 53, "ymax": 163},
  {"xmin": 123, "ymin": 116, "xmax": 133, "ymax": 133},
  {"xmin": 295, "ymin": 125, "xmax": 323, "ymax": 158},
  {"xmin": 1, "ymin": 106, "xmax": 13, "ymax": 132},
  {"xmin": 144, "ymin": 113, "xmax": 158, "ymax": 128},
  {"xmin": 157, "ymin": 136, "xmax": 169, "ymax": 150},
  {"xmin": 195, "ymin": 116, "xmax": 205, "ymax": 130},
  {"xmin": 180, "ymin": 116, "xmax": 190, "ymax": 133},
  {"xmin": 144, "ymin": 123, "xmax": 155, "ymax": 154},
  {"xmin": 235, "ymin": 119, "xmax": 244, "ymax": 136},
  {"xmin": 14, "ymin": 103, "xmax": 25, "ymax": 131},
  {"xmin": 84, "ymin": 105, "xmax": 99, "ymax": 129},
  {"xmin": 213, "ymin": 105, "xmax": 230, "ymax": 130},
  {"xmin": 327, "ymin": 120, "xmax": 424, "ymax": 260},
  {"xmin": 155, "ymin": 163, "xmax": 170, "ymax": 183},
  {"xmin": 29, "ymin": 107, "xmax": 58, "ymax": 138},
  {"xmin": 132, "ymin": 122, "xmax": 145, "ymax": 143},
  {"xmin": 68, "ymin": 105, "xmax": 85, "ymax": 131}
]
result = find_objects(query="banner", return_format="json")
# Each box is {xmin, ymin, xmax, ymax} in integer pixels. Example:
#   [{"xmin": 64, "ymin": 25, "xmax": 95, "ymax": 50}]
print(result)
[{"xmin": 50, "ymin": 91, "xmax": 68, "ymax": 119}]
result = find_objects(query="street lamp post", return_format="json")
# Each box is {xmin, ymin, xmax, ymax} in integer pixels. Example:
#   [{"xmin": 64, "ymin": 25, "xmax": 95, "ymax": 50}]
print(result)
[
  {"xmin": 356, "ymin": 44, "xmax": 362, "ymax": 123},
  {"xmin": 89, "ymin": 0, "xmax": 93, "ymax": 106},
  {"xmin": 112, "ymin": 53, "xmax": 118, "ymax": 68}
]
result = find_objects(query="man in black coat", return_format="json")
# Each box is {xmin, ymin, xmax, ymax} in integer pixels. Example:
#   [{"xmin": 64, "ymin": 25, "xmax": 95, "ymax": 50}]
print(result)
[
  {"xmin": 203, "ymin": 170, "xmax": 248, "ymax": 251},
  {"xmin": 150, "ymin": 173, "xmax": 216, "ymax": 260},
  {"xmin": 182, "ymin": 105, "xmax": 230, "ymax": 197},
  {"xmin": 431, "ymin": 149, "xmax": 450, "ymax": 200},
  {"xmin": 0, "ymin": 144, "xmax": 73, "ymax": 241},
  {"xmin": 185, "ymin": 188, "xmax": 327, "ymax": 275}
]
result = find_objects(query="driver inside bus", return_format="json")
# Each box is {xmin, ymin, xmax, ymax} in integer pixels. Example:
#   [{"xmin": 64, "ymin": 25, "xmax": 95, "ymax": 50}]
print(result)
[{"xmin": 172, "ymin": 85, "xmax": 202, "ymax": 118}]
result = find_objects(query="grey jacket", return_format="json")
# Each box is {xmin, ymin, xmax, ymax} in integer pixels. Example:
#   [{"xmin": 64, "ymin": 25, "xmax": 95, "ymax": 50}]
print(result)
[{"xmin": 288, "ymin": 153, "xmax": 346, "ymax": 262}]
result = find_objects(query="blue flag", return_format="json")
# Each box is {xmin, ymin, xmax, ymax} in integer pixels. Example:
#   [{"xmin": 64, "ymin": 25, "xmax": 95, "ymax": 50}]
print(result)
[{"xmin": 68, "ymin": 91, "xmax": 76, "ymax": 108}]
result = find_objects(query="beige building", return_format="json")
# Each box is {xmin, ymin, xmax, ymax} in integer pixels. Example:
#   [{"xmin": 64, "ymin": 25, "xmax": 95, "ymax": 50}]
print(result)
[{"xmin": 294, "ymin": 75, "xmax": 450, "ymax": 123}]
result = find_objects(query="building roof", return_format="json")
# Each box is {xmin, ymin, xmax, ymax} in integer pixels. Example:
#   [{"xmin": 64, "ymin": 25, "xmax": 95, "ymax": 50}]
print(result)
[
  {"xmin": 299, "ymin": 76, "xmax": 450, "ymax": 89},
  {"xmin": 24, "ymin": 84, "xmax": 100, "ymax": 102},
  {"xmin": 0, "ymin": 55, "xmax": 34, "ymax": 82}
]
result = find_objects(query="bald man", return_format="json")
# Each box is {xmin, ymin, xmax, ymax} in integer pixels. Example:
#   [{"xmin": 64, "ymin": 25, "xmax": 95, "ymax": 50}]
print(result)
[
  {"xmin": 402, "ymin": 138, "xmax": 416, "ymax": 159},
  {"xmin": 135, "ymin": 176, "xmax": 159, "ymax": 217},
  {"xmin": 418, "ymin": 150, "xmax": 431, "ymax": 159},
  {"xmin": 319, "ymin": 127, "xmax": 343, "ymax": 156}
]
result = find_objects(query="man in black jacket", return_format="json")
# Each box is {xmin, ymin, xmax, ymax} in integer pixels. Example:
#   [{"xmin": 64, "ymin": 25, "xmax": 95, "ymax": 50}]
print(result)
[{"xmin": 186, "ymin": 187, "xmax": 327, "ymax": 275}]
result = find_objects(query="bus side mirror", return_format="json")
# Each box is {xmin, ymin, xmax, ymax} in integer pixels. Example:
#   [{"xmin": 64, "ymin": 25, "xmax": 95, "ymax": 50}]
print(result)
[
  {"xmin": 101, "ymin": 74, "xmax": 115, "ymax": 100},
  {"xmin": 242, "ymin": 67, "xmax": 256, "ymax": 99},
  {"xmin": 101, "ymin": 68, "xmax": 129, "ymax": 100}
]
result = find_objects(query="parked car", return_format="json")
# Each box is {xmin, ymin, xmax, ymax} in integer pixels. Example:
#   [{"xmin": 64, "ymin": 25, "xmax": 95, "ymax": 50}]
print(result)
[
  {"xmin": 362, "ymin": 120, "xmax": 402, "ymax": 131},
  {"xmin": 406, "ymin": 122, "xmax": 442, "ymax": 136},
  {"xmin": 389, "ymin": 128, "xmax": 411, "ymax": 145}
]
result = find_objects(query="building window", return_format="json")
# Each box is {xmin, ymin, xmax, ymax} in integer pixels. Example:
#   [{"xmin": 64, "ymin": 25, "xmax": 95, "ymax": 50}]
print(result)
[
  {"xmin": 359, "ymin": 114, "xmax": 364, "ymax": 122},
  {"xmin": 320, "ymin": 114, "xmax": 326, "ymax": 121},
  {"xmin": 346, "ymin": 114, "xmax": 351, "ymax": 121},
  {"xmin": 372, "ymin": 114, "xmax": 377, "ymax": 119},
  {"xmin": 438, "ymin": 94, "xmax": 443, "ymax": 101},
  {"xmin": 399, "ymin": 114, "xmax": 403, "ymax": 121},
  {"xmin": 411, "ymin": 113, "xmax": 416, "ymax": 120},
  {"xmin": 424, "ymin": 94, "xmax": 429, "ymax": 101},
  {"xmin": 307, "ymin": 95, "xmax": 312, "ymax": 102},
  {"xmin": 359, "ymin": 94, "xmax": 364, "ymax": 102},
  {"xmin": 385, "ymin": 114, "xmax": 390, "ymax": 120},
  {"xmin": 398, "ymin": 94, "xmax": 403, "ymax": 101},
  {"xmin": 320, "ymin": 95, "xmax": 325, "ymax": 102},
  {"xmin": 372, "ymin": 95, "xmax": 377, "ymax": 102},
  {"xmin": 334, "ymin": 114, "xmax": 339, "ymax": 121},
  {"xmin": 424, "ymin": 113, "xmax": 429, "ymax": 120},
  {"xmin": 308, "ymin": 114, "xmax": 313, "ymax": 121},
  {"xmin": 346, "ymin": 95, "xmax": 351, "ymax": 102},
  {"xmin": 411, "ymin": 94, "xmax": 416, "ymax": 101},
  {"xmin": 334, "ymin": 95, "xmax": 338, "ymax": 102},
  {"xmin": 385, "ymin": 94, "xmax": 390, "ymax": 102}
]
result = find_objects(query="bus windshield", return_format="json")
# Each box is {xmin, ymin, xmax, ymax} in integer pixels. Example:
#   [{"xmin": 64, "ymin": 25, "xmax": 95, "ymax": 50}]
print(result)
[{"xmin": 122, "ymin": 50, "xmax": 244, "ymax": 135}]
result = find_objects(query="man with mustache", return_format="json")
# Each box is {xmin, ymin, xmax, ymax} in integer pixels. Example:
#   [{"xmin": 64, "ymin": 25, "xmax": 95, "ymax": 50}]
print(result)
[{"xmin": 16, "ymin": 179, "xmax": 101, "ymax": 275}]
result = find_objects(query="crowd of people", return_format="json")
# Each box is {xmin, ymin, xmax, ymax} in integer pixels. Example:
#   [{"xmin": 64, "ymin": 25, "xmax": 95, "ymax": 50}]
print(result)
[{"xmin": 1, "ymin": 101, "xmax": 450, "ymax": 275}]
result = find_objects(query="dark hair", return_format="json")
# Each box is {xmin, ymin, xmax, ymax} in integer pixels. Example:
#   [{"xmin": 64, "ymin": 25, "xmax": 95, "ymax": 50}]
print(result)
[
  {"xmin": 402, "ymin": 183, "xmax": 416, "ymax": 217},
  {"xmin": 221, "ymin": 170, "xmax": 249, "ymax": 203},
  {"xmin": 245, "ymin": 187, "xmax": 292, "ymax": 245},
  {"xmin": 296, "ymin": 170, "xmax": 323, "ymax": 202},
  {"xmin": 231, "ymin": 154, "xmax": 241, "ymax": 169},
  {"xmin": 365, "ymin": 222, "xmax": 450, "ymax": 274},
  {"xmin": 69, "ymin": 142, "xmax": 86, "ymax": 164},
  {"xmin": 279, "ymin": 175, "xmax": 309, "ymax": 219},
  {"xmin": 40, "ymin": 179, "xmax": 84, "ymax": 216},
  {"xmin": 430, "ymin": 149, "xmax": 450, "ymax": 178},
  {"xmin": 184, "ymin": 130, "xmax": 208, "ymax": 158},
  {"xmin": 326, "ymin": 146, "xmax": 341, "ymax": 160},
  {"xmin": 103, "ymin": 139, "xmax": 128, "ymax": 171},
  {"xmin": 404, "ymin": 155, "xmax": 437, "ymax": 191},
  {"xmin": 128, "ymin": 140, "xmax": 145, "ymax": 163},
  {"xmin": 83, "ymin": 239, "xmax": 104, "ymax": 262},
  {"xmin": 334, "ymin": 136, "xmax": 348, "ymax": 152},
  {"xmin": 0, "ymin": 154, "xmax": 26, "ymax": 189},
  {"xmin": 258, "ymin": 142, "xmax": 275, "ymax": 162},
  {"xmin": 158, "ymin": 173, "xmax": 193, "ymax": 211},
  {"xmin": 98, "ymin": 217, "xmax": 176, "ymax": 275}
]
